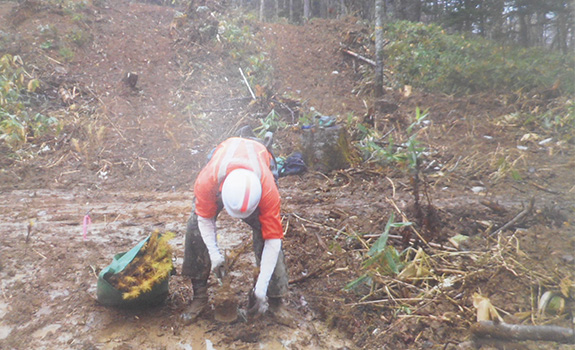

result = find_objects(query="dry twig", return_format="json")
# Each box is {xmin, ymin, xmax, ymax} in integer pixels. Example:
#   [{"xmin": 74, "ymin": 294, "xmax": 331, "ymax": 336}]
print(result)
[
  {"xmin": 386, "ymin": 197, "xmax": 431, "ymax": 248},
  {"xmin": 490, "ymin": 197, "xmax": 535, "ymax": 237},
  {"xmin": 289, "ymin": 260, "xmax": 336, "ymax": 284},
  {"xmin": 291, "ymin": 213, "xmax": 335, "ymax": 251}
]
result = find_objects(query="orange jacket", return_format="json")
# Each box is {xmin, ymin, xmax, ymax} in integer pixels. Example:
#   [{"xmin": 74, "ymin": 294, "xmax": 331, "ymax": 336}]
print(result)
[{"xmin": 194, "ymin": 137, "xmax": 283, "ymax": 240}]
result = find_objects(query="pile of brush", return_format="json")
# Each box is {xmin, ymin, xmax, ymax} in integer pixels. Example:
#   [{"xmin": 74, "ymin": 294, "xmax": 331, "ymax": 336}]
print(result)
[{"xmin": 105, "ymin": 230, "xmax": 175, "ymax": 300}]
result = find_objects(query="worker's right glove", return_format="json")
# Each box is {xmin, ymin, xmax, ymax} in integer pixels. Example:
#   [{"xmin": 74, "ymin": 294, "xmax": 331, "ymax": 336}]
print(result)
[
  {"xmin": 247, "ymin": 288, "xmax": 268, "ymax": 319},
  {"xmin": 198, "ymin": 215, "xmax": 226, "ymax": 281}
]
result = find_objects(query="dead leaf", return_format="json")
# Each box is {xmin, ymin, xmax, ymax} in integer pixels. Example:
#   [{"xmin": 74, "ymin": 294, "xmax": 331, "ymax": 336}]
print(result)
[
  {"xmin": 403, "ymin": 85, "xmax": 412, "ymax": 97},
  {"xmin": 59, "ymin": 86, "xmax": 79, "ymax": 105},
  {"xmin": 71, "ymin": 138, "xmax": 81, "ymax": 153},
  {"xmin": 255, "ymin": 84, "xmax": 266, "ymax": 98},
  {"xmin": 472, "ymin": 293, "xmax": 503, "ymax": 322},
  {"xmin": 398, "ymin": 248, "xmax": 432, "ymax": 283}
]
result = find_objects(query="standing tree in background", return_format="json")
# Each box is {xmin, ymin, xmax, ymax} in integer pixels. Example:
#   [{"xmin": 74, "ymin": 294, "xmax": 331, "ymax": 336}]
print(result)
[
  {"xmin": 304, "ymin": 0, "xmax": 311, "ymax": 21},
  {"xmin": 244, "ymin": 0, "xmax": 572, "ymax": 53},
  {"xmin": 397, "ymin": 0, "xmax": 422, "ymax": 22},
  {"xmin": 374, "ymin": 0, "xmax": 385, "ymax": 99}
]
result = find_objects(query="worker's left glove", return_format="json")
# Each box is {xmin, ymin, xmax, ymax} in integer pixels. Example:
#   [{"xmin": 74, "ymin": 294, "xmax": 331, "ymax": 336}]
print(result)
[
  {"xmin": 210, "ymin": 253, "xmax": 226, "ymax": 281},
  {"xmin": 212, "ymin": 260, "xmax": 226, "ymax": 281},
  {"xmin": 247, "ymin": 288, "xmax": 268, "ymax": 318}
]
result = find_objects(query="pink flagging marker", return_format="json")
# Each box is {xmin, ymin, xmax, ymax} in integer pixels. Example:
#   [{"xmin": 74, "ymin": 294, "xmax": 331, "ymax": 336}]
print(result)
[{"xmin": 83, "ymin": 214, "xmax": 92, "ymax": 241}]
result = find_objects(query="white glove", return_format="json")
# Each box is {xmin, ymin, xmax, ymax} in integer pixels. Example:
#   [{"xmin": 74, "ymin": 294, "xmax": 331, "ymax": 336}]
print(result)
[
  {"xmin": 247, "ymin": 238, "xmax": 281, "ymax": 318},
  {"xmin": 253, "ymin": 238, "xmax": 281, "ymax": 300},
  {"xmin": 211, "ymin": 254, "xmax": 225, "ymax": 279},
  {"xmin": 248, "ymin": 288, "xmax": 268, "ymax": 316},
  {"xmin": 198, "ymin": 216, "xmax": 224, "ymax": 276}
]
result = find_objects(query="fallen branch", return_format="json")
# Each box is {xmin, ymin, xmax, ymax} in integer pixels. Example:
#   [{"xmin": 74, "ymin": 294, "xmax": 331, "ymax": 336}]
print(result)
[
  {"xmin": 471, "ymin": 321, "xmax": 575, "ymax": 344},
  {"xmin": 479, "ymin": 199, "xmax": 507, "ymax": 215},
  {"xmin": 530, "ymin": 181, "xmax": 560, "ymax": 195},
  {"xmin": 342, "ymin": 49, "xmax": 375, "ymax": 66},
  {"xmin": 490, "ymin": 197, "xmax": 535, "ymax": 237}
]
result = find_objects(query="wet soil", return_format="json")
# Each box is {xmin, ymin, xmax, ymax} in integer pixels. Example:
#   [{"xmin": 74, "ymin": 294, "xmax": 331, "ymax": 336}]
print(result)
[{"xmin": 1, "ymin": 1, "xmax": 574, "ymax": 349}]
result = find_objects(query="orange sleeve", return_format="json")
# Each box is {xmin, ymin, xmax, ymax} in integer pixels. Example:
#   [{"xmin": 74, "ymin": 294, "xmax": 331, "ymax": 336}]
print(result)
[{"xmin": 194, "ymin": 163, "xmax": 219, "ymax": 219}]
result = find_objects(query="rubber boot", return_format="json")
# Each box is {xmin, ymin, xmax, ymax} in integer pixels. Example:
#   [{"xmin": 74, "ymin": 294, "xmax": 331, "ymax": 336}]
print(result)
[
  {"xmin": 181, "ymin": 281, "xmax": 209, "ymax": 325},
  {"xmin": 268, "ymin": 297, "xmax": 282, "ymax": 312},
  {"xmin": 268, "ymin": 297, "xmax": 295, "ymax": 327}
]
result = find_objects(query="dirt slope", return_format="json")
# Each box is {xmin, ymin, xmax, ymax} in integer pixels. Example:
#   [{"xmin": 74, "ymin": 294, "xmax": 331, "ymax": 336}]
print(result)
[
  {"xmin": 1, "ymin": 1, "xmax": 574, "ymax": 350},
  {"xmin": 261, "ymin": 18, "xmax": 367, "ymax": 115}
]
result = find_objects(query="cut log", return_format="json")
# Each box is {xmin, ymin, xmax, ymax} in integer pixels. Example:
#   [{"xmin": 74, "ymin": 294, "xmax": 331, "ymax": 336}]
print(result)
[{"xmin": 471, "ymin": 321, "xmax": 575, "ymax": 344}]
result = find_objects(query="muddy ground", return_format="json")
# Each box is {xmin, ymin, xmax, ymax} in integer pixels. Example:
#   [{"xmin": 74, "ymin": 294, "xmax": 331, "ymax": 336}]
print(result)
[{"xmin": 0, "ymin": 1, "xmax": 574, "ymax": 349}]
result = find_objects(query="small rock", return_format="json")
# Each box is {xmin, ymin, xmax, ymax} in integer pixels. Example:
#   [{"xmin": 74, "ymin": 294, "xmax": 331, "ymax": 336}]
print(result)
[
  {"xmin": 471, "ymin": 186, "xmax": 486, "ymax": 194},
  {"xmin": 123, "ymin": 72, "xmax": 138, "ymax": 89}
]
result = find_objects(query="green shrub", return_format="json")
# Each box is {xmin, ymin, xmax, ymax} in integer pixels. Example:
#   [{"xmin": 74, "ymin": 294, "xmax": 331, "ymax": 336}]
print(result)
[
  {"xmin": 356, "ymin": 108, "xmax": 428, "ymax": 169},
  {"xmin": 218, "ymin": 16, "xmax": 274, "ymax": 92},
  {"xmin": 344, "ymin": 213, "xmax": 412, "ymax": 292},
  {"xmin": 0, "ymin": 54, "xmax": 60, "ymax": 149},
  {"xmin": 68, "ymin": 29, "xmax": 91, "ymax": 47},
  {"xmin": 383, "ymin": 21, "xmax": 575, "ymax": 96}
]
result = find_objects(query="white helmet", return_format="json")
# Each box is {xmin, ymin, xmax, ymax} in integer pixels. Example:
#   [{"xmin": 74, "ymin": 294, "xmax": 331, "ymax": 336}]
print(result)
[{"xmin": 221, "ymin": 169, "xmax": 262, "ymax": 219}]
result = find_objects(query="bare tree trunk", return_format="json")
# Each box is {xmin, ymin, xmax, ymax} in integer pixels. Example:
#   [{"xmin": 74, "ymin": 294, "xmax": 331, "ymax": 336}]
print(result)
[
  {"xmin": 489, "ymin": 0, "xmax": 505, "ymax": 42},
  {"xmin": 374, "ymin": 0, "xmax": 385, "ymax": 99},
  {"xmin": 274, "ymin": 0, "xmax": 279, "ymax": 20},
  {"xmin": 260, "ymin": 0, "xmax": 265, "ymax": 21},
  {"xmin": 518, "ymin": 12, "xmax": 529, "ymax": 47},
  {"xmin": 340, "ymin": 0, "xmax": 347, "ymax": 18},
  {"xmin": 304, "ymin": 0, "xmax": 310, "ymax": 20},
  {"xmin": 556, "ymin": 6, "xmax": 569, "ymax": 54}
]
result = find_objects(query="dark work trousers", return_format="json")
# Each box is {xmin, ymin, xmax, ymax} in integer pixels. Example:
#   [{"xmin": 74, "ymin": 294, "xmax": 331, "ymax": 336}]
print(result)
[{"xmin": 181, "ymin": 204, "xmax": 289, "ymax": 298}]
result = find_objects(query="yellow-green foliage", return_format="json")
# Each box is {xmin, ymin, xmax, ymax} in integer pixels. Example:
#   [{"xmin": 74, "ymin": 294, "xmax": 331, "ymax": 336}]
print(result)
[
  {"xmin": 107, "ymin": 231, "xmax": 175, "ymax": 300},
  {"xmin": 1, "ymin": 54, "xmax": 59, "ymax": 149}
]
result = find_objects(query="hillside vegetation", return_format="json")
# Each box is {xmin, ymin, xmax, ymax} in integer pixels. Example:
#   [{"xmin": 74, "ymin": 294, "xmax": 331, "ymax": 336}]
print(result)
[
  {"xmin": 383, "ymin": 21, "xmax": 574, "ymax": 96},
  {"xmin": 2, "ymin": 16, "xmax": 573, "ymax": 155}
]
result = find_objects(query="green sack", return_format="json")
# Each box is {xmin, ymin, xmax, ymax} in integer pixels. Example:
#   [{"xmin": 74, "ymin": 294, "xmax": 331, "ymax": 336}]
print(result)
[{"xmin": 96, "ymin": 235, "xmax": 170, "ymax": 307}]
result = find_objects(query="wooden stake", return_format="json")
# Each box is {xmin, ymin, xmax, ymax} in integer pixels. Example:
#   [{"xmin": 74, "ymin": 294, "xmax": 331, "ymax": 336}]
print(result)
[
  {"xmin": 239, "ymin": 67, "xmax": 256, "ymax": 100},
  {"xmin": 342, "ymin": 49, "xmax": 376, "ymax": 66}
]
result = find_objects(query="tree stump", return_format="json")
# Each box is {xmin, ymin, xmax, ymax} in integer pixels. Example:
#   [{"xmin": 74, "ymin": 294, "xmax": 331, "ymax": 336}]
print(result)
[{"xmin": 300, "ymin": 124, "xmax": 353, "ymax": 173}]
